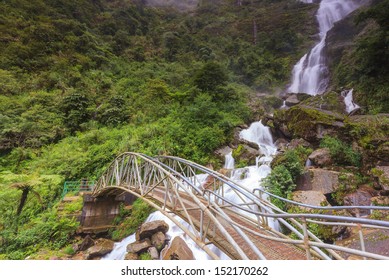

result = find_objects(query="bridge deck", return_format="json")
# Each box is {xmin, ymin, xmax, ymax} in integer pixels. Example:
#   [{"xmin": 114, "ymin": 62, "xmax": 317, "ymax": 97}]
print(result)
[{"xmin": 148, "ymin": 187, "xmax": 307, "ymax": 260}]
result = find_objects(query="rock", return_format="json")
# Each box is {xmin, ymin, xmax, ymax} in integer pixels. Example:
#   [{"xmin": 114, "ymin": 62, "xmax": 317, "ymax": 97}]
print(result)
[
  {"xmin": 78, "ymin": 235, "xmax": 95, "ymax": 251},
  {"xmin": 85, "ymin": 238, "xmax": 114, "ymax": 260},
  {"xmin": 288, "ymin": 138, "xmax": 312, "ymax": 149},
  {"xmin": 274, "ymin": 138, "xmax": 289, "ymax": 152},
  {"xmin": 127, "ymin": 239, "xmax": 152, "ymax": 254},
  {"xmin": 232, "ymin": 144, "xmax": 262, "ymax": 166},
  {"xmin": 377, "ymin": 142, "xmax": 389, "ymax": 161},
  {"xmin": 148, "ymin": 247, "xmax": 160, "ymax": 260},
  {"xmin": 124, "ymin": 253, "xmax": 139, "ymax": 260},
  {"xmin": 151, "ymin": 231, "xmax": 167, "ymax": 251},
  {"xmin": 371, "ymin": 196, "xmax": 389, "ymax": 206},
  {"xmin": 343, "ymin": 186, "xmax": 378, "ymax": 216},
  {"xmin": 308, "ymin": 148, "xmax": 332, "ymax": 167},
  {"xmin": 373, "ymin": 166, "xmax": 389, "ymax": 190},
  {"xmin": 162, "ymin": 237, "xmax": 195, "ymax": 260},
  {"xmin": 136, "ymin": 220, "xmax": 169, "ymax": 241},
  {"xmin": 214, "ymin": 146, "xmax": 233, "ymax": 160},
  {"xmin": 296, "ymin": 169, "xmax": 352, "ymax": 194},
  {"xmin": 273, "ymin": 105, "xmax": 344, "ymax": 143},
  {"xmin": 331, "ymin": 225, "xmax": 350, "ymax": 240},
  {"xmin": 292, "ymin": 191, "xmax": 328, "ymax": 208},
  {"xmin": 285, "ymin": 94, "xmax": 300, "ymax": 107},
  {"xmin": 71, "ymin": 252, "xmax": 87, "ymax": 260}
]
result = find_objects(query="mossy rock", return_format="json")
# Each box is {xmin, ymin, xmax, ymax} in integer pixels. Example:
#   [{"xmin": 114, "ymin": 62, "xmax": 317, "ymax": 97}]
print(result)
[
  {"xmin": 232, "ymin": 144, "xmax": 260, "ymax": 167},
  {"xmin": 274, "ymin": 105, "xmax": 344, "ymax": 142},
  {"xmin": 300, "ymin": 91, "xmax": 346, "ymax": 114}
]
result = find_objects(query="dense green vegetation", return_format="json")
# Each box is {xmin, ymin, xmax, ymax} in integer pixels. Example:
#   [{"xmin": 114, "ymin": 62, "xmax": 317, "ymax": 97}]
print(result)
[
  {"xmin": 0, "ymin": 0, "xmax": 318, "ymax": 259},
  {"xmin": 331, "ymin": 0, "xmax": 389, "ymax": 113}
]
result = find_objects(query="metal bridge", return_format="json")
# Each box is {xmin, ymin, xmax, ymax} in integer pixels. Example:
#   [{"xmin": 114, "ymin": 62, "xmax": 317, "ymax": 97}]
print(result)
[{"xmin": 92, "ymin": 152, "xmax": 389, "ymax": 260}]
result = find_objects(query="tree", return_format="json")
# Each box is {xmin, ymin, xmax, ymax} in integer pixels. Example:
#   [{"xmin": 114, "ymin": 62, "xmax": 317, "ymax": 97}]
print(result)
[
  {"xmin": 61, "ymin": 92, "xmax": 91, "ymax": 132},
  {"xmin": 193, "ymin": 62, "xmax": 228, "ymax": 92}
]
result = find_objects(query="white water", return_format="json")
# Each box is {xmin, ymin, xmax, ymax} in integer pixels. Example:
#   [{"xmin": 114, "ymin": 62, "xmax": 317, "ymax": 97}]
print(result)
[
  {"xmin": 288, "ymin": 0, "xmax": 366, "ymax": 95},
  {"xmin": 342, "ymin": 88, "xmax": 360, "ymax": 113},
  {"xmin": 103, "ymin": 211, "xmax": 230, "ymax": 260},
  {"xmin": 227, "ymin": 121, "xmax": 279, "ymax": 230},
  {"xmin": 224, "ymin": 151, "xmax": 235, "ymax": 170}
]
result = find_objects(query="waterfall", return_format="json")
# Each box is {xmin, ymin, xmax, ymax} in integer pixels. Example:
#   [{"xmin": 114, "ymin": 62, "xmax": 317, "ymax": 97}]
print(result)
[
  {"xmin": 288, "ymin": 0, "xmax": 366, "ymax": 95},
  {"xmin": 222, "ymin": 121, "xmax": 279, "ymax": 230},
  {"xmin": 342, "ymin": 88, "xmax": 360, "ymax": 113},
  {"xmin": 224, "ymin": 151, "xmax": 235, "ymax": 170}
]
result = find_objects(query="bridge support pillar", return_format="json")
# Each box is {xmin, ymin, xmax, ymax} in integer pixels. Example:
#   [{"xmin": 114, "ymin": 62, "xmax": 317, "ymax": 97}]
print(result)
[{"xmin": 79, "ymin": 193, "xmax": 136, "ymax": 234}]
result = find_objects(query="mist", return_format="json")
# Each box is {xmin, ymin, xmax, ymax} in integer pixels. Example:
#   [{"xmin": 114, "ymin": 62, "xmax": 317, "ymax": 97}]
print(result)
[{"xmin": 145, "ymin": 0, "xmax": 200, "ymax": 11}]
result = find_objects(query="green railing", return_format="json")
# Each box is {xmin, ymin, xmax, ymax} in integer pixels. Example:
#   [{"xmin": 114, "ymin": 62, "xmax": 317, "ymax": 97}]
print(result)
[{"xmin": 61, "ymin": 180, "xmax": 95, "ymax": 199}]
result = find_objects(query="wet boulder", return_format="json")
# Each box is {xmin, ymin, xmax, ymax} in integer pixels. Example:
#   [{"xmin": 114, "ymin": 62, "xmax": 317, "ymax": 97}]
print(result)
[
  {"xmin": 161, "ymin": 237, "xmax": 195, "ymax": 260},
  {"xmin": 85, "ymin": 238, "xmax": 114, "ymax": 260},
  {"xmin": 136, "ymin": 220, "xmax": 169, "ymax": 241},
  {"xmin": 308, "ymin": 148, "xmax": 332, "ymax": 167}
]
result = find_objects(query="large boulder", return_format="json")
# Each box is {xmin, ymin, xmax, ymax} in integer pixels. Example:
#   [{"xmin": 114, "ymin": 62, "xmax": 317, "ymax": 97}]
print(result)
[
  {"xmin": 288, "ymin": 138, "xmax": 312, "ymax": 149},
  {"xmin": 273, "ymin": 105, "xmax": 344, "ymax": 143},
  {"xmin": 136, "ymin": 220, "xmax": 169, "ymax": 241},
  {"xmin": 127, "ymin": 239, "xmax": 152, "ymax": 254},
  {"xmin": 308, "ymin": 148, "xmax": 332, "ymax": 167},
  {"xmin": 343, "ymin": 186, "xmax": 378, "ymax": 216},
  {"xmin": 285, "ymin": 94, "xmax": 300, "ymax": 107},
  {"xmin": 85, "ymin": 238, "xmax": 114, "ymax": 260},
  {"xmin": 232, "ymin": 144, "xmax": 262, "ymax": 166},
  {"xmin": 292, "ymin": 191, "xmax": 328, "ymax": 208},
  {"xmin": 78, "ymin": 235, "xmax": 95, "ymax": 252},
  {"xmin": 161, "ymin": 237, "xmax": 195, "ymax": 260},
  {"xmin": 296, "ymin": 169, "xmax": 352, "ymax": 194}
]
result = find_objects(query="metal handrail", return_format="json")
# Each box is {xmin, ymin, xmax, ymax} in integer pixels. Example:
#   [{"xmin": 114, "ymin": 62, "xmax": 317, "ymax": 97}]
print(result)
[
  {"xmin": 92, "ymin": 152, "xmax": 389, "ymax": 260},
  {"xmin": 253, "ymin": 188, "xmax": 389, "ymax": 211}
]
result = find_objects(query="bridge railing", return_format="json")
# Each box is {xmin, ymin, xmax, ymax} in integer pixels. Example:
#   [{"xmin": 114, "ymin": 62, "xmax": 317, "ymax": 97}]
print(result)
[
  {"xmin": 61, "ymin": 180, "xmax": 95, "ymax": 199},
  {"xmin": 158, "ymin": 155, "xmax": 389, "ymax": 260},
  {"xmin": 93, "ymin": 152, "xmax": 257, "ymax": 260},
  {"xmin": 93, "ymin": 153, "xmax": 389, "ymax": 260}
]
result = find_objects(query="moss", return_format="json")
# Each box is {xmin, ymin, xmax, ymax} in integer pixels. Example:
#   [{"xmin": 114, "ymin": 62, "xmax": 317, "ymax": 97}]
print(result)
[
  {"xmin": 300, "ymin": 91, "xmax": 345, "ymax": 114},
  {"xmin": 275, "ymin": 105, "xmax": 340, "ymax": 142},
  {"xmin": 232, "ymin": 144, "xmax": 245, "ymax": 159},
  {"xmin": 139, "ymin": 252, "xmax": 152, "ymax": 260}
]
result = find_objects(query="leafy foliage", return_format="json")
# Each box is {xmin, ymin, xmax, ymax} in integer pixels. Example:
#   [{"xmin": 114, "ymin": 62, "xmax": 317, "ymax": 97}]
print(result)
[
  {"xmin": 110, "ymin": 199, "xmax": 155, "ymax": 241},
  {"xmin": 263, "ymin": 165, "xmax": 296, "ymax": 211},
  {"xmin": 319, "ymin": 136, "xmax": 361, "ymax": 167}
]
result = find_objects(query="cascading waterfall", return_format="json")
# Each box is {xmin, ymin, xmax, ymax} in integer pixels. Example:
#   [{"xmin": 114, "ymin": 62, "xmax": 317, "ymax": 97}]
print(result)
[
  {"xmin": 218, "ymin": 121, "xmax": 279, "ymax": 230},
  {"xmin": 224, "ymin": 151, "xmax": 235, "ymax": 170},
  {"xmin": 288, "ymin": 0, "xmax": 366, "ymax": 95},
  {"xmin": 342, "ymin": 88, "xmax": 360, "ymax": 113}
]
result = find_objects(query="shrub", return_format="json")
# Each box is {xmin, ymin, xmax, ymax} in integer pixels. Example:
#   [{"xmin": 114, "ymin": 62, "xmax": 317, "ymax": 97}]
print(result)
[
  {"xmin": 263, "ymin": 165, "xmax": 296, "ymax": 210},
  {"xmin": 319, "ymin": 136, "xmax": 361, "ymax": 167}
]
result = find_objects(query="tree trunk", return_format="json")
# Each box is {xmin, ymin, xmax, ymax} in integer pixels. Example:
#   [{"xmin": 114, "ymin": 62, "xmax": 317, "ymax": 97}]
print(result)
[{"xmin": 16, "ymin": 188, "xmax": 30, "ymax": 216}]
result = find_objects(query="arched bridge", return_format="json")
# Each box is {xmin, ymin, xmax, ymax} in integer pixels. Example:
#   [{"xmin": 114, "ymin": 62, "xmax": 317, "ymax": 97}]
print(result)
[{"xmin": 92, "ymin": 152, "xmax": 389, "ymax": 260}]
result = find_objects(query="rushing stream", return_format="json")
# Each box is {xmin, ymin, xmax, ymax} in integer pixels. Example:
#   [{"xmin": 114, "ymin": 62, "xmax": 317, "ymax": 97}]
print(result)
[{"xmin": 288, "ymin": 0, "xmax": 366, "ymax": 95}]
